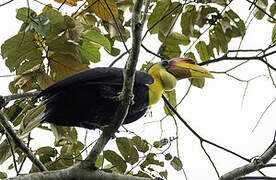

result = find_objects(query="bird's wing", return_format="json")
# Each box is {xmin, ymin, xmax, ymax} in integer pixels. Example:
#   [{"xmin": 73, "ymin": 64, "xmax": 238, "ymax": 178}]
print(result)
[{"xmin": 38, "ymin": 67, "xmax": 153, "ymax": 98}]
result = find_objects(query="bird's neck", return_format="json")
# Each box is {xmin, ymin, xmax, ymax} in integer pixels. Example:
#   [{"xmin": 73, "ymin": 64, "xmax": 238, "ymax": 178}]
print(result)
[{"xmin": 147, "ymin": 67, "xmax": 165, "ymax": 106}]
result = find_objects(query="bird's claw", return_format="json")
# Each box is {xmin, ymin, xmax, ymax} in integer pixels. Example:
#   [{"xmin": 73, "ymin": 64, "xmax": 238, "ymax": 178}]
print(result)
[{"xmin": 106, "ymin": 92, "xmax": 134, "ymax": 105}]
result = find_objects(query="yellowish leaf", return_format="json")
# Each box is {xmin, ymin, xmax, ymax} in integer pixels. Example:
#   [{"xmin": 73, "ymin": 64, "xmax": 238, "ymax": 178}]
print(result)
[
  {"xmin": 49, "ymin": 53, "xmax": 89, "ymax": 79},
  {"xmin": 36, "ymin": 72, "xmax": 54, "ymax": 90},
  {"xmin": 86, "ymin": 0, "xmax": 118, "ymax": 21},
  {"xmin": 54, "ymin": 0, "xmax": 78, "ymax": 6}
]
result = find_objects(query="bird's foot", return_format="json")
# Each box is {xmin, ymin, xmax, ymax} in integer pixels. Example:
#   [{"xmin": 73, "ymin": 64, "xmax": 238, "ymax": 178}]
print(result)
[{"xmin": 106, "ymin": 92, "xmax": 134, "ymax": 105}]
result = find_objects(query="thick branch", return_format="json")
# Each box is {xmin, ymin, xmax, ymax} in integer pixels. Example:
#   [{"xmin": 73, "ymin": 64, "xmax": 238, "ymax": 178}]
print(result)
[
  {"xmin": 83, "ymin": 0, "xmax": 146, "ymax": 166},
  {"xmin": 0, "ymin": 111, "xmax": 47, "ymax": 171},
  {"xmin": 220, "ymin": 142, "xmax": 276, "ymax": 180},
  {"xmin": 9, "ymin": 167, "xmax": 152, "ymax": 180},
  {"xmin": 0, "ymin": 91, "xmax": 41, "ymax": 108}
]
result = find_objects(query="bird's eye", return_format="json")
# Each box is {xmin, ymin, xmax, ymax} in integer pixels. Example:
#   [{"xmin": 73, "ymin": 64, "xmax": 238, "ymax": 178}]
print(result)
[{"xmin": 161, "ymin": 60, "xmax": 170, "ymax": 68}]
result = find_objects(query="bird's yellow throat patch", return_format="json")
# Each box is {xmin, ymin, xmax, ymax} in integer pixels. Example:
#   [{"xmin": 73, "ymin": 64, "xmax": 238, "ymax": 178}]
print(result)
[{"xmin": 147, "ymin": 65, "xmax": 177, "ymax": 106}]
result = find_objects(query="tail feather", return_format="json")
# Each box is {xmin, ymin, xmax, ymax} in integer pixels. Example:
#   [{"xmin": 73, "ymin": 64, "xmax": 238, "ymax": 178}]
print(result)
[{"xmin": 19, "ymin": 103, "xmax": 46, "ymax": 137}]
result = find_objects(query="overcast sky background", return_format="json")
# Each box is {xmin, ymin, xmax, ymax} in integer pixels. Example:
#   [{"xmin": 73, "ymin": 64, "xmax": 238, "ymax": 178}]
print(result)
[{"xmin": 1, "ymin": 0, "xmax": 276, "ymax": 179}]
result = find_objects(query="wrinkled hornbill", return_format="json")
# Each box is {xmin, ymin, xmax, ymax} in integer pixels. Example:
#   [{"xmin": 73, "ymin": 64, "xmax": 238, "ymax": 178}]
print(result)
[{"xmin": 21, "ymin": 57, "xmax": 213, "ymax": 132}]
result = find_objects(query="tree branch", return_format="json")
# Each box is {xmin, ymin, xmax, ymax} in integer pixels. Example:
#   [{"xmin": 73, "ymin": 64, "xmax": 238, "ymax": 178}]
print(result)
[
  {"xmin": 220, "ymin": 141, "xmax": 276, "ymax": 180},
  {"xmin": 82, "ymin": 0, "xmax": 146, "ymax": 167},
  {"xmin": 9, "ymin": 167, "xmax": 153, "ymax": 180}
]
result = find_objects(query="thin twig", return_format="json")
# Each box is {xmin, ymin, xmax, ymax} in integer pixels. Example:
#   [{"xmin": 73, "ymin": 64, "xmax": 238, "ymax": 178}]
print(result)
[
  {"xmin": 0, "ymin": 0, "xmax": 15, "ymax": 7},
  {"xmin": 6, "ymin": 133, "xmax": 19, "ymax": 174},
  {"xmin": 252, "ymin": 97, "xmax": 276, "ymax": 133}
]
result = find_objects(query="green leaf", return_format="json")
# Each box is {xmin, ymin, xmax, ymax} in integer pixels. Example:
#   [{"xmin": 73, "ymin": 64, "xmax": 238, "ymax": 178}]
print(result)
[
  {"xmin": 30, "ymin": 15, "xmax": 52, "ymax": 37},
  {"xmin": 82, "ymin": 29, "xmax": 111, "ymax": 52},
  {"xmin": 17, "ymin": 59, "xmax": 43, "ymax": 75},
  {"xmin": 159, "ymin": 2, "xmax": 182, "ymax": 35},
  {"xmin": 159, "ymin": 170, "xmax": 168, "ymax": 179},
  {"xmin": 43, "ymin": 9, "xmax": 74, "ymax": 38},
  {"xmin": 165, "ymin": 153, "xmax": 172, "ymax": 160},
  {"xmin": 160, "ymin": 44, "xmax": 181, "ymax": 59},
  {"xmin": 95, "ymin": 155, "xmax": 104, "ymax": 168},
  {"xmin": 134, "ymin": 171, "xmax": 151, "ymax": 178},
  {"xmin": 147, "ymin": 0, "xmax": 171, "ymax": 34},
  {"xmin": 189, "ymin": 78, "xmax": 205, "ymax": 89},
  {"xmin": 272, "ymin": 24, "xmax": 276, "ymax": 43},
  {"xmin": 253, "ymin": 0, "xmax": 268, "ymax": 20},
  {"xmin": 103, "ymin": 150, "xmax": 127, "ymax": 173},
  {"xmin": 163, "ymin": 89, "xmax": 176, "ymax": 116},
  {"xmin": 0, "ymin": 171, "xmax": 7, "ymax": 179},
  {"xmin": 110, "ymin": 47, "xmax": 121, "ymax": 56},
  {"xmin": 170, "ymin": 156, "xmax": 183, "ymax": 171},
  {"xmin": 140, "ymin": 153, "xmax": 164, "ymax": 169},
  {"xmin": 78, "ymin": 39, "xmax": 100, "ymax": 63},
  {"xmin": 0, "ymin": 139, "xmax": 13, "ymax": 165},
  {"xmin": 16, "ymin": 7, "xmax": 37, "ymax": 22},
  {"xmin": 214, "ymin": 24, "xmax": 228, "ymax": 53},
  {"xmin": 194, "ymin": 5, "xmax": 218, "ymax": 27},
  {"xmin": 51, "ymin": 125, "xmax": 78, "ymax": 146},
  {"xmin": 35, "ymin": 146, "xmax": 57, "ymax": 164},
  {"xmin": 131, "ymin": 136, "xmax": 149, "ymax": 153},
  {"xmin": 158, "ymin": 32, "xmax": 190, "ymax": 46},
  {"xmin": 181, "ymin": 5, "xmax": 196, "ymax": 37},
  {"xmin": 3, "ymin": 101, "xmax": 24, "ymax": 127},
  {"xmin": 195, "ymin": 41, "xmax": 210, "ymax": 61},
  {"xmin": 1, "ymin": 32, "xmax": 43, "ymax": 73},
  {"xmin": 270, "ymin": 3, "xmax": 276, "ymax": 17},
  {"xmin": 116, "ymin": 137, "xmax": 139, "ymax": 165}
]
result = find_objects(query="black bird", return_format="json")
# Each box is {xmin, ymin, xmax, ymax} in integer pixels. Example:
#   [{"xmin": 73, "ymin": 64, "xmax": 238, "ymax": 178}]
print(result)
[{"xmin": 20, "ymin": 57, "xmax": 213, "ymax": 133}]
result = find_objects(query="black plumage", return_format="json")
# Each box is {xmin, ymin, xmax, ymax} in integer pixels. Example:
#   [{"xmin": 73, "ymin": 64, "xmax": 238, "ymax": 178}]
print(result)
[{"xmin": 37, "ymin": 67, "xmax": 154, "ymax": 129}]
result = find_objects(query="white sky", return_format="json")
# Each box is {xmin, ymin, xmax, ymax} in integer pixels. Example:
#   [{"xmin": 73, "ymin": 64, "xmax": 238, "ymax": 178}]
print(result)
[{"xmin": 1, "ymin": 0, "xmax": 276, "ymax": 179}]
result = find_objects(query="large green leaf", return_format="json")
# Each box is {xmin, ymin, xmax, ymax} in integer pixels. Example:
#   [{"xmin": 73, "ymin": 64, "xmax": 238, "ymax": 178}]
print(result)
[
  {"xmin": 131, "ymin": 136, "xmax": 149, "ymax": 153},
  {"xmin": 16, "ymin": 7, "xmax": 37, "ymax": 22},
  {"xmin": 43, "ymin": 9, "xmax": 75, "ymax": 38},
  {"xmin": 270, "ymin": 3, "xmax": 276, "ymax": 17},
  {"xmin": 30, "ymin": 15, "xmax": 52, "ymax": 37},
  {"xmin": 181, "ymin": 5, "xmax": 196, "ymax": 37},
  {"xmin": 161, "ymin": 44, "xmax": 181, "ymax": 59},
  {"xmin": 116, "ymin": 137, "xmax": 139, "ymax": 165},
  {"xmin": 163, "ymin": 89, "xmax": 176, "ymax": 116},
  {"xmin": 78, "ymin": 39, "xmax": 101, "ymax": 63},
  {"xmin": 35, "ymin": 146, "xmax": 57, "ymax": 164},
  {"xmin": 189, "ymin": 78, "xmax": 205, "ymax": 89},
  {"xmin": 159, "ymin": 2, "xmax": 182, "ymax": 35},
  {"xmin": 253, "ymin": 0, "xmax": 268, "ymax": 20},
  {"xmin": 95, "ymin": 155, "xmax": 104, "ymax": 168},
  {"xmin": 147, "ymin": 0, "xmax": 171, "ymax": 34},
  {"xmin": 158, "ymin": 32, "xmax": 190, "ymax": 46},
  {"xmin": 195, "ymin": 41, "xmax": 210, "ymax": 61},
  {"xmin": 0, "ymin": 171, "xmax": 7, "ymax": 179},
  {"xmin": 194, "ymin": 5, "xmax": 218, "ymax": 27},
  {"xmin": 1, "ymin": 32, "xmax": 43, "ymax": 73},
  {"xmin": 272, "ymin": 24, "xmax": 276, "ymax": 43},
  {"xmin": 51, "ymin": 125, "xmax": 78, "ymax": 146},
  {"xmin": 170, "ymin": 156, "xmax": 183, "ymax": 171},
  {"xmin": 82, "ymin": 29, "xmax": 111, "ymax": 52},
  {"xmin": 0, "ymin": 139, "xmax": 12, "ymax": 165},
  {"xmin": 214, "ymin": 24, "xmax": 228, "ymax": 53},
  {"xmin": 140, "ymin": 153, "xmax": 164, "ymax": 169},
  {"xmin": 103, "ymin": 150, "xmax": 127, "ymax": 173}
]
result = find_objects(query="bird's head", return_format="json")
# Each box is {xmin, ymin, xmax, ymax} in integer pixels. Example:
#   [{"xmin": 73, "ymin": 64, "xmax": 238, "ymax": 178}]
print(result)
[{"xmin": 148, "ymin": 57, "xmax": 213, "ymax": 91}]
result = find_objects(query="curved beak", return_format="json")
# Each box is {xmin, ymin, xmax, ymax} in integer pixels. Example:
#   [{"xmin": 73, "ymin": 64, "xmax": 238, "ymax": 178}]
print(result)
[{"xmin": 167, "ymin": 57, "xmax": 214, "ymax": 79}]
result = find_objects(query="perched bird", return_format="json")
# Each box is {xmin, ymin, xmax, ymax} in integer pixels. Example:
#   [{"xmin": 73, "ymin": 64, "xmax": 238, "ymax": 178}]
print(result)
[{"xmin": 21, "ymin": 57, "xmax": 213, "ymax": 132}]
